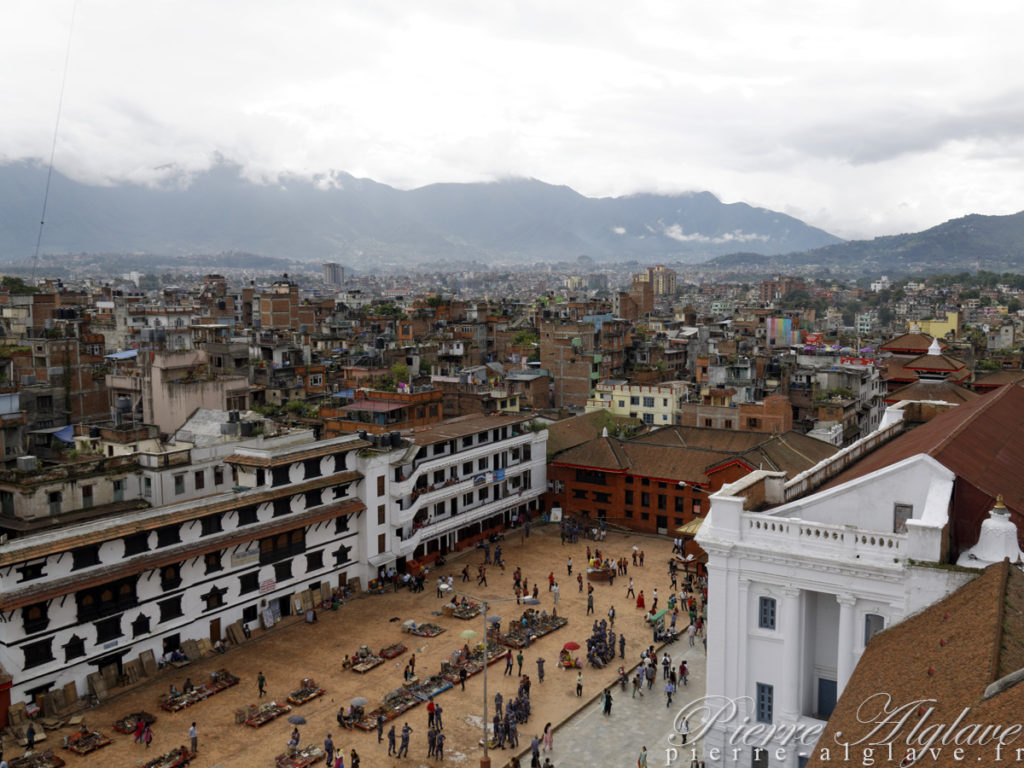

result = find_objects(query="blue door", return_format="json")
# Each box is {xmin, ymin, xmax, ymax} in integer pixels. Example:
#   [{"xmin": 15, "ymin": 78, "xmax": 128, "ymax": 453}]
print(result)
[{"xmin": 818, "ymin": 678, "xmax": 837, "ymax": 718}]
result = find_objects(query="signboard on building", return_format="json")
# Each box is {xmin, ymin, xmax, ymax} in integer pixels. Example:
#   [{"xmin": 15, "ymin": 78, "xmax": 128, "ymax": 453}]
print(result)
[{"xmin": 231, "ymin": 548, "xmax": 260, "ymax": 568}]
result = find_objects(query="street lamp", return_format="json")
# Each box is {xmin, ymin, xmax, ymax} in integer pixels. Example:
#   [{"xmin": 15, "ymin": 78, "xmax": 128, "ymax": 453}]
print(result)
[{"xmin": 455, "ymin": 590, "xmax": 540, "ymax": 768}]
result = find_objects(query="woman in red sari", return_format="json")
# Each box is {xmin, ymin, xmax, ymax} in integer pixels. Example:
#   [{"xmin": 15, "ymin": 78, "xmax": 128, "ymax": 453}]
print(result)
[{"xmin": 636, "ymin": 590, "xmax": 645, "ymax": 610}]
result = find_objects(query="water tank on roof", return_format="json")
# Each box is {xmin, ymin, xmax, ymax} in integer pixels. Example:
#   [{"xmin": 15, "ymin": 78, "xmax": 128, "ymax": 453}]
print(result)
[
  {"xmin": 390, "ymin": 431, "xmax": 401, "ymax": 447},
  {"xmin": 357, "ymin": 430, "xmax": 368, "ymax": 441},
  {"xmin": 16, "ymin": 455, "xmax": 37, "ymax": 471},
  {"xmin": 89, "ymin": 426, "xmax": 100, "ymax": 438},
  {"xmin": 116, "ymin": 395, "xmax": 132, "ymax": 413},
  {"xmin": 240, "ymin": 421, "xmax": 254, "ymax": 437}
]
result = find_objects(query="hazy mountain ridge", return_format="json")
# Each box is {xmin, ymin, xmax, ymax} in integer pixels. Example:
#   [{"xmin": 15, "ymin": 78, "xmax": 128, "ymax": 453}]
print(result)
[
  {"xmin": 703, "ymin": 210, "xmax": 1024, "ymax": 276},
  {"xmin": 0, "ymin": 160, "xmax": 841, "ymax": 264}
]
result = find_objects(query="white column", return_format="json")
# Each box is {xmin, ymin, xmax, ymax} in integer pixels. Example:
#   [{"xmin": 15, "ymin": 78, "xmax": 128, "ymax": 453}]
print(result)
[
  {"xmin": 736, "ymin": 577, "xmax": 751, "ymax": 701},
  {"xmin": 778, "ymin": 586, "xmax": 802, "ymax": 720},
  {"xmin": 836, "ymin": 592, "xmax": 857, "ymax": 694}
]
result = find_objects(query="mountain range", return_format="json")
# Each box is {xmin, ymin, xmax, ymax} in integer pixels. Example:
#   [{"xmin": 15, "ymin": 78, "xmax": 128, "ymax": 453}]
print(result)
[
  {"xmin": 0, "ymin": 160, "xmax": 841, "ymax": 266},
  {"xmin": 704, "ymin": 211, "xmax": 1024, "ymax": 276}
]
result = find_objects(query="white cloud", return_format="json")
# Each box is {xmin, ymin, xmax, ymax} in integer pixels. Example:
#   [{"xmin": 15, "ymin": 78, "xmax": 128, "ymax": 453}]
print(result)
[
  {"xmin": 612, "ymin": 226, "xmax": 626, "ymax": 235},
  {"xmin": 662, "ymin": 225, "xmax": 770, "ymax": 245},
  {"xmin": 2, "ymin": 1, "xmax": 1024, "ymax": 240}
]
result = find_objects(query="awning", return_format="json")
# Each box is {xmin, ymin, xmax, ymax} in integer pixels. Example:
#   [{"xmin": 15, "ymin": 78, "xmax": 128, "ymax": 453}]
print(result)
[
  {"xmin": 29, "ymin": 425, "xmax": 75, "ymax": 444},
  {"xmin": 341, "ymin": 400, "xmax": 406, "ymax": 413},
  {"xmin": 105, "ymin": 349, "xmax": 138, "ymax": 360},
  {"xmin": 676, "ymin": 516, "xmax": 705, "ymax": 537}
]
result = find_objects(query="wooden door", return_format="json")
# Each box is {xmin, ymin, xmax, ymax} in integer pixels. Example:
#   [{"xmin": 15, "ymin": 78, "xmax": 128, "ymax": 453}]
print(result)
[{"xmin": 210, "ymin": 618, "xmax": 221, "ymax": 643}]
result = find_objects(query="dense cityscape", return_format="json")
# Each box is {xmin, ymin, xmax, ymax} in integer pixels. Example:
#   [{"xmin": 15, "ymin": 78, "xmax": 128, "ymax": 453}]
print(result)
[{"xmin": 0, "ymin": 260, "xmax": 1021, "ymax": 768}]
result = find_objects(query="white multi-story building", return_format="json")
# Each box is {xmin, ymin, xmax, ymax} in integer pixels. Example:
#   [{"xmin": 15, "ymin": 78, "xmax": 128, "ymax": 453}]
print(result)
[
  {"xmin": 0, "ymin": 430, "xmax": 367, "ymax": 705},
  {"xmin": 382, "ymin": 413, "xmax": 547, "ymax": 570},
  {"xmin": 696, "ymin": 386, "xmax": 1024, "ymax": 768},
  {"xmin": 0, "ymin": 411, "xmax": 547, "ymax": 713}
]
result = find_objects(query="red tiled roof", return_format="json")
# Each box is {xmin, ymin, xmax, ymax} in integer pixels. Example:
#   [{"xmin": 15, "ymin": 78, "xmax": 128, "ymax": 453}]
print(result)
[
  {"xmin": 825, "ymin": 385, "xmax": 1024, "ymax": 554},
  {"xmin": 883, "ymin": 380, "xmax": 979, "ymax": 405},
  {"xmin": 808, "ymin": 561, "xmax": 1024, "ymax": 768},
  {"xmin": 879, "ymin": 332, "xmax": 946, "ymax": 354}
]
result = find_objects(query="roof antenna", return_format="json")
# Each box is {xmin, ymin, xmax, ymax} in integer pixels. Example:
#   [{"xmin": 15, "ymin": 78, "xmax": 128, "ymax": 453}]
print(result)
[{"xmin": 31, "ymin": 0, "xmax": 79, "ymax": 283}]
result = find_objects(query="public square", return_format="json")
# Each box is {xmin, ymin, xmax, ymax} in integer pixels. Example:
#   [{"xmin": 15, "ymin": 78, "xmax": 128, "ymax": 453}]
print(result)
[{"xmin": 1, "ymin": 524, "xmax": 704, "ymax": 767}]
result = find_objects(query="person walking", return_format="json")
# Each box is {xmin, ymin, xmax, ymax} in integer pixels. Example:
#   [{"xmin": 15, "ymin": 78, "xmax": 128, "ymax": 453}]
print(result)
[
  {"xmin": 662, "ymin": 653, "xmax": 671, "ymax": 680},
  {"xmin": 688, "ymin": 623, "xmax": 696, "ymax": 647},
  {"xmin": 477, "ymin": 566, "xmax": 488, "ymax": 586},
  {"xmin": 376, "ymin": 713, "xmax": 385, "ymax": 742},
  {"xmin": 548, "ymin": 571, "xmax": 555, "ymax": 591},
  {"xmin": 133, "ymin": 717, "xmax": 145, "ymax": 744},
  {"xmin": 542, "ymin": 722, "xmax": 553, "ymax": 752},
  {"xmin": 536, "ymin": 656, "xmax": 546, "ymax": 683},
  {"xmin": 427, "ymin": 697, "xmax": 436, "ymax": 728},
  {"xmin": 586, "ymin": 592, "xmax": 594, "ymax": 615},
  {"xmin": 531, "ymin": 735, "xmax": 541, "ymax": 763},
  {"xmin": 577, "ymin": 573, "xmax": 583, "ymax": 592},
  {"xmin": 188, "ymin": 722, "xmax": 197, "ymax": 755},
  {"xmin": 258, "ymin": 671, "xmax": 267, "ymax": 698},
  {"xmin": 652, "ymin": 588, "xmax": 659, "ymax": 612},
  {"xmin": 602, "ymin": 688, "xmax": 613, "ymax": 717},
  {"xmin": 665, "ymin": 680, "xmax": 676, "ymax": 707},
  {"xmin": 427, "ymin": 727, "xmax": 436, "ymax": 759},
  {"xmin": 324, "ymin": 734, "xmax": 334, "ymax": 766},
  {"xmin": 516, "ymin": 651, "xmax": 524, "ymax": 675},
  {"xmin": 638, "ymin": 745, "xmax": 649, "ymax": 768},
  {"xmin": 636, "ymin": 590, "xmax": 645, "ymax": 610},
  {"xmin": 434, "ymin": 703, "xmax": 444, "ymax": 731},
  {"xmin": 679, "ymin": 717, "xmax": 689, "ymax": 745},
  {"xmin": 142, "ymin": 724, "xmax": 152, "ymax": 749},
  {"xmin": 505, "ymin": 649, "xmax": 514, "ymax": 676},
  {"xmin": 626, "ymin": 578, "xmax": 635, "ymax": 598},
  {"xmin": 619, "ymin": 633, "xmax": 626, "ymax": 658},
  {"xmin": 387, "ymin": 725, "xmax": 396, "ymax": 756},
  {"xmin": 462, "ymin": 564, "xmax": 470, "ymax": 582},
  {"xmin": 576, "ymin": 670, "xmax": 583, "ymax": 697},
  {"xmin": 552, "ymin": 583, "xmax": 560, "ymax": 605},
  {"xmin": 567, "ymin": 557, "xmax": 573, "ymax": 576},
  {"xmin": 608, "ymin": 605, "xmax": 616, "ymax": 627},
  {"xmin": 26, "ymin": 724, "xmax": 35, "ymax": 752},
  {"xmin": 459, "ymin": 666, "xmax": 468, "ymax": 691}
]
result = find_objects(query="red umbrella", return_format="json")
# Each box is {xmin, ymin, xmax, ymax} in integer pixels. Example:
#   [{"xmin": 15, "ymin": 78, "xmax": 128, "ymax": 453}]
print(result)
[{"xmin": 562, "ymin": 641, "xmax": 580, "ymax": 651}]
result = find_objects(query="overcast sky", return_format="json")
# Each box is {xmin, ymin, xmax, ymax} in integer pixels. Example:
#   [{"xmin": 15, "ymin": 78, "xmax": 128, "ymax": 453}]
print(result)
[{"xmin": 4, "ymin": 1, "xmax": 1023, "ymax": 240}]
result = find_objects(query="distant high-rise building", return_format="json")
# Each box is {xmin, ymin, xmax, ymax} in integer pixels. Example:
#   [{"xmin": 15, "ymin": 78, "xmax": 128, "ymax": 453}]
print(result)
[
  {"xmin": 322, "ymin": 262, "xmax": 344, "ymax": 287},
  {"xmin": 632, "ymin": 264, "xmax": 677, "ymax": 296}
]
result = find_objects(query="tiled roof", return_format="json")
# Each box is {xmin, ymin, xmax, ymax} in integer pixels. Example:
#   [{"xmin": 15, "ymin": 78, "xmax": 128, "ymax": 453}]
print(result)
[
  {"xmin": 904, "ymin": 350, "xmax": 967, "ymax": 373},
  {"xmin": 808, "ymin": 561, "xmax": 1024, "ymax": 768},
  {"xmin": 879, "ymin": 332, "xmax": 946, "ymax": 354},
  {"xmin": 974, "ymin": 369, "xmax": 1024, "ymax": 389},
  {"xmin": 884, "ymin": 380, "xmax": 980, "ymax": 405},
  {"xmin": 405, "ymin": 413, "xmax": 534, "ymax": 446},
  {"xmin": 879, "ymin": 354, "xmax": 920, "ymax": 382},
  {"xmin": 827, "ymin": 385, "xmax": 1024, "ymax": 513},
  {"xmin": 545, "ymin": 411, "xmax": 642, "ymax": 457},
  {"xmin": 227, "ymin": 441, "xmax": 370, "ymax": 467},
  {"xmin": 553, "ymin": 429, "xmax": 837, "ymax": 483}
]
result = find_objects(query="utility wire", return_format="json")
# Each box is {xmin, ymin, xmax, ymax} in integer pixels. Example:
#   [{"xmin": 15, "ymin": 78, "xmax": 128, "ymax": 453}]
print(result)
[{"xmin": 32, "ymin": 0, "xmax": 79, "ymax": 283}]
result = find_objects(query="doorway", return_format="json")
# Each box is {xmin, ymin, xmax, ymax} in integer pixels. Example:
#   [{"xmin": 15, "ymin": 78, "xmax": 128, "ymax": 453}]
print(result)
[{"xmin": 210, "ymin": 617, "xmax": 221, "ymax": 644}]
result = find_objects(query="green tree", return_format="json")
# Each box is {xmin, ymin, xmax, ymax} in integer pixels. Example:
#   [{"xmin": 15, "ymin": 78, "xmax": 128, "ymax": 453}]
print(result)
[{"xmin": 0, "ymin": 276, "xmax": 39, "ymax": 294}]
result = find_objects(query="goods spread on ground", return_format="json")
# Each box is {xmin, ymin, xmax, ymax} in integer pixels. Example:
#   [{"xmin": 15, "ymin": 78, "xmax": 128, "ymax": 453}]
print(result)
[
  {"xmin": 65, "ymin": 730, "xmax": 112, "ymax": 755},
  {"xmin": 499, "ymin": 610, "xmax": 569, "ymax": 648},
  {"xmin": 402, "ymin": 620, "xmax": 446, "ymax": 637},
  {"xmin": 379, "ymin": 642, "xmax": 407, "ymax": 659},
  {"xmin": 450, "ymin": 602, "xmax": 483, "ymax": 620},
  {"xmin": 112, "ymin": 711, "xmax": 157, "ymax": 734},
  {"xmin": 286, "ymin": 679, "xmax": 326, "ymax": 706},
  {"xmin": 159, "ymin": 670, "xmax": 240, "ymax": 712},
  {"xmin": 10, "ymin": 750, "xmax": 65, "ymax": 768},
  {"xmin": 141, "ymin": 747, "xmax": 195, "ymax": 768},
  {"xmin": 349, "ymin": 646, "xmax": 384, "ymax": 674},
  {"xmin": 275, "ymin": 744, "xmax": 326, "ymax": 768},
  {"xmin": 243, "ymin": 701, "xmax": 292, "ymax": 727}
]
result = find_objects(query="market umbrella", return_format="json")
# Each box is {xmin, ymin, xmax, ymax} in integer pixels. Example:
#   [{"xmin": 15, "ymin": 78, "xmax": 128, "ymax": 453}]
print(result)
[
  {"xmin": 563, "ymin": 641, "xmax": 580, "ymax": 651},
  {"xmin": 350, "ymin": 696, "xmax": 368, "ymax": 708},
  {"xmin": 288, "ymin": 715, "xmax": 306, "ymax": 725},
  {"xmin": 487, "ymin": 615, "xmax": 502, "ymax": 624},
  {"xmin": 523, "ymin": 597, "xmax": 540, "ymax": 606},
  {"xmin": 461, "ymin": 629, "xmax": 478, "ymax": 640}
]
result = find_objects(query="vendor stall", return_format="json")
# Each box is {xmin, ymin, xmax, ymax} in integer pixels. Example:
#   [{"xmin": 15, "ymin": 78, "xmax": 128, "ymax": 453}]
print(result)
[
  {"xmin": 159, "ymin": 669, "xmax": 240, "ymax": 712},
  {"xmin": 141, "ymin": 747, "xmax": 195, "ymax": 768},
  {"xmin": 243, "ymin": 701, "xmax": 292, "ymax": 727},
  {"xmin": 112, "ymin": 711, "xmax": 157, "ymax": 735},
  {"xmin": 287, "ymin": 678, "xmax": 326, "ymax": 706},
  {"xmin": 65, "ymin": 730, "xmax": 112, "ymax": 755}
]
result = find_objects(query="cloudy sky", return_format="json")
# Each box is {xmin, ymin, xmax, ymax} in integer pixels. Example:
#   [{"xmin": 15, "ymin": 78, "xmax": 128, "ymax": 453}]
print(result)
[{"xmin": 4, "ymin": 1, "xmax": 1023, "ymax": 240}]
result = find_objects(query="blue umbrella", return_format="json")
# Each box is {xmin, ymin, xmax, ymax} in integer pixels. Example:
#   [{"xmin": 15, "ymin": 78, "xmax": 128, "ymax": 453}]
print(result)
[{"xmin": 288, "ymin": 715, "xmax": 306, "ymax": 725}]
